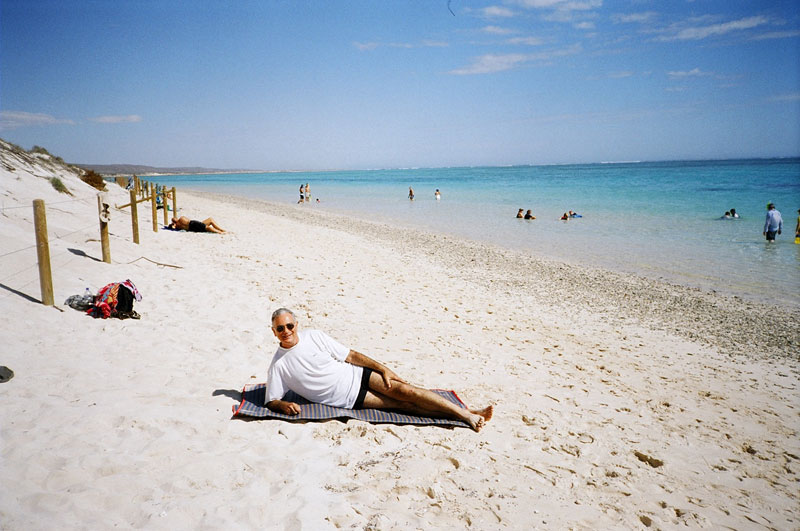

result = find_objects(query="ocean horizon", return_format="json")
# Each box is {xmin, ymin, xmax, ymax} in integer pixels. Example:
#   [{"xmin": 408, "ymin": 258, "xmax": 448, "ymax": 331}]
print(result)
[{"xmin": 149, "ymin": 158, "xmax": 800, "ymax": 309}]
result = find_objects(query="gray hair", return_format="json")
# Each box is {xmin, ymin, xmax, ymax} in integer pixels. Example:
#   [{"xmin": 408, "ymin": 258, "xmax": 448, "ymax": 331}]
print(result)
[{"xmin": 271, "ymin": 307, "xmax": 296, "ymax": 323}]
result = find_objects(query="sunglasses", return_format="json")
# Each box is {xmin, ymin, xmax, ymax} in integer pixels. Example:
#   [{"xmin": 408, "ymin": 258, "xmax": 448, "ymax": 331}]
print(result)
[{"xmin": 274, "ymin": 323, "xmax": 295, "ymax": 333}]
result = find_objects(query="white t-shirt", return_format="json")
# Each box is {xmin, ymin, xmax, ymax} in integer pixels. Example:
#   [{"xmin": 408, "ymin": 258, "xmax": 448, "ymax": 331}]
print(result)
[{"xmin": 265, "ymin": 329, "xmax": 362, "ymax": 408}]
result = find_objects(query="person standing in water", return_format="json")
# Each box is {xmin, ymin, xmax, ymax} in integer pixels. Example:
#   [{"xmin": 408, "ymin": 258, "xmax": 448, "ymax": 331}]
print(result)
[
  {"xmin": 763, "ymin": 202, "xmax": 783, "ymax": 242},
  {"xmin": 408, "ymin": 187, "xmax": 414, "ymax": 200},
  {"xmin": 795, "ymin": 209, "xmax": 800, "ymax": 242}
]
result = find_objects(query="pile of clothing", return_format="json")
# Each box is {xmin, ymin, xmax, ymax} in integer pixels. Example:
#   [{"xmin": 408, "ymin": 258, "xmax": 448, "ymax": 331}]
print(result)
[{"xmin": 64, "ymin": 279, "xmax": 142, "ymax": 319}]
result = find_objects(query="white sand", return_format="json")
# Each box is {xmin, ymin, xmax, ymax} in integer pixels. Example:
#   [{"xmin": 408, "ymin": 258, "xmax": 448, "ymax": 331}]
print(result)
[{"xmin": 1, "ymin": 141, "xmax": 798, "ymax": 529}]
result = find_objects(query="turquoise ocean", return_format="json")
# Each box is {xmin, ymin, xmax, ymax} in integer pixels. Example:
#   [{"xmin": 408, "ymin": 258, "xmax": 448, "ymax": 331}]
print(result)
[{"xmin": 150, "ymin": 159, "xmax": 800, "ymax": 308}]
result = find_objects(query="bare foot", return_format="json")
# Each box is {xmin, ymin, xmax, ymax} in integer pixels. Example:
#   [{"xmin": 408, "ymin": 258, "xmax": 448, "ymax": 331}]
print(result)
[
  {"xmin": 465, "ymin": 405, "xmax": 494, "ymax": 432},
  {"xmin": 465, "ymin": 413, "xmax": 485, "ymax": 432},
  {"xmin": 471, "ymin": 405, "xmax": 494, "ymax": 423}
]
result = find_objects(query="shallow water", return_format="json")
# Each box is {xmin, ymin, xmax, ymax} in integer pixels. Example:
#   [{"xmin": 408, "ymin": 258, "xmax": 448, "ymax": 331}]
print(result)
[{"xmin": 149, "ymin": 159, "xmax": 800, "ymax": 308}]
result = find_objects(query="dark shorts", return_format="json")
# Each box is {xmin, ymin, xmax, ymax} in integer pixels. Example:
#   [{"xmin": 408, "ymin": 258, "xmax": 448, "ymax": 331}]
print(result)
[
  {"xmin": 352, "ymin": 368, "xmax": 374, "ymax": 409},
  {"xmin": 766, "ymin": 230, "xmax": 777, "ymax": 241},
  {"xmin": 188, "ymin": 220, "xmax": 206, "ymax": 232}
]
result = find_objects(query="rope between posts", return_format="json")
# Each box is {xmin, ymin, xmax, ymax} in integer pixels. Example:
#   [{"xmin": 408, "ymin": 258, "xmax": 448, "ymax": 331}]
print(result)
[
  {"xmin": 0, "ymin": 245, "xmax": 92, "ymax": 300},
  {"xmin": 0, "ymin": 194, "xmax": 97, "ymax": 212},
  {"xmin": 0, "ymin": 221, "xmax": 99, "ymax": 260}
]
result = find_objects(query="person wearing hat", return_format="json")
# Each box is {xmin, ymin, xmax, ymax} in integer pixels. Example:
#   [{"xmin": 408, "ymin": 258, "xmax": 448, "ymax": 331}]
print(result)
[{"xmin": 763, "ymin": 202, "xmax": 783, "ymax": 242}]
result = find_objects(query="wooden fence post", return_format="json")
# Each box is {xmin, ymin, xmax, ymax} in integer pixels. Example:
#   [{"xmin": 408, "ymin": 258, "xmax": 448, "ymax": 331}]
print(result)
[
  {"xmin": 130, "ymin": 189, "xmax": 140, "ymax": 244},
  {"xmin": 32, "ymin": 199, "xmax": 54, "ymax": 306},
  {"xmin": 97, "ymin": 194, "xmax": 111, "ymax": 263},
  {"xmin": 150, "ymin": 183, "xmax": 158, "ymax": 232},
  {"xmin": 162, "ymin": 188, "xmax": 169, "ymax": 226},
  {"xmin": 171, "ymin": 187, "xmax": 177, "ymax": 216}
]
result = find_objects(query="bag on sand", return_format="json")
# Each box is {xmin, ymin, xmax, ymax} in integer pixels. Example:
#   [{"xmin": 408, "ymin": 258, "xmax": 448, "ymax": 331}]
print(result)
[{"xmin": 87, "ymin": 279, "xmax": 142, "ymax": 319}]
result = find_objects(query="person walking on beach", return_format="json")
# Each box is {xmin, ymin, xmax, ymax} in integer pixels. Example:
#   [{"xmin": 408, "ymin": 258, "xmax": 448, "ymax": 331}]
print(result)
[
  {"xmin": 305, "ymin": 183, "xmax": 310, "ymax": 203},
  {"xmin": 408, "ymin": 187, "xmax": 414, "ymax": 200},
  {"xmin": 763, "ymin": 202, "xmax": 783, "ymax": 242},
  {"xmin": 298, "ymin": 184, "xmax": 305, "ymax": 204},
  {"xmin": 265, "ymin": 308, "xmax": 494, "ymax": 432}
]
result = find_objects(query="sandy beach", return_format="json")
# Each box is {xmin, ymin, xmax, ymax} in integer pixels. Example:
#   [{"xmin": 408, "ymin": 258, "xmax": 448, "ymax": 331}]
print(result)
[{"xmin": 1, "ymin": 147, "xmax": 799, "ymax": 529}]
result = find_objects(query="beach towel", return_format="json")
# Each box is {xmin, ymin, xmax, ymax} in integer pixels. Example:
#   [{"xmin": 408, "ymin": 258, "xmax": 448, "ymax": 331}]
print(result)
[{"xmin": 232, "ymin": 383, "xmax": 470, "ymax": 428}]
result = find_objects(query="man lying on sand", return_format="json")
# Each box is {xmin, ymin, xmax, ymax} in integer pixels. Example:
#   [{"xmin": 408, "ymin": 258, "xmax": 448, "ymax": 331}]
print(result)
[
  {"xmin": 266, "ymin": 308, "xmax": 493, "ymax": 432},
  {"xmin": 169, "ymin": 216, "xmax": 226, "ymax": 233}
]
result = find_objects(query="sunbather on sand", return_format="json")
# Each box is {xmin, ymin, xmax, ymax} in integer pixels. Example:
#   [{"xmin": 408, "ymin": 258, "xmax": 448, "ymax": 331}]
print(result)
[
  {"xmin": 169, "ymin": 216, "xmax": 226, "ymax": 233},
  {"xmin": 265, "ymin": 308, "xmax": 494, "ymax": 432}
]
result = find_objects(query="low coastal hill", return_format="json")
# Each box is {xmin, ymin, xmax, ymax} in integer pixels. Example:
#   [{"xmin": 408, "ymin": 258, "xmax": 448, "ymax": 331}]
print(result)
[
  {"xmin": 0, "ymin": 139, "xmax": 256, "ymax": 176},
  {"xmin": 75, "ymin": 163, "xmax": 256, "ymax": 176}
]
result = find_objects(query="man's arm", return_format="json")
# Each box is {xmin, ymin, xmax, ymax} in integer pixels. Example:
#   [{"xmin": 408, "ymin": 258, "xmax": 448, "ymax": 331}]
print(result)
[
  {"xmin": 266, "ymin": 399, "xmax": 301, "ymax": 415},
  {"xmin": 345, "ymin": 350, "xmax": 406, "ymax": 389}
]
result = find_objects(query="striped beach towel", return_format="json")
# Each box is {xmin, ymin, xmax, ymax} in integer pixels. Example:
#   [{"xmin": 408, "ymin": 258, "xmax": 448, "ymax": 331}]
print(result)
[{"xmin": 232, "ymin": 383, "xmax": 470, "ymax": 428}]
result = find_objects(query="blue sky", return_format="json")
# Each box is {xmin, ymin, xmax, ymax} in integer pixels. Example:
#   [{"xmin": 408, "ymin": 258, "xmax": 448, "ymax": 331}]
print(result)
[{"xmin": 1, "ymin": 0, "xmax": 799, "ymax": 170}]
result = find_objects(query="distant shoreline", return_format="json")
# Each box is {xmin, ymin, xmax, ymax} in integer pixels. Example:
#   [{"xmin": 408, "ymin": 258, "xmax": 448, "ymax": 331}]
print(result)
[{"xmin": 89, "ymin": 156, "xmax": 800, "ymax": 177}]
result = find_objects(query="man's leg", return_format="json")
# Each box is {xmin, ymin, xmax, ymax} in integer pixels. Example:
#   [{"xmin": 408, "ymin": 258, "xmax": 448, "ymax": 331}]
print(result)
[
  {"xmin": 202, "ymin": 218, "xmax": 225, "ymax": 233},
  {"xmin": 360, "ymin": 371, "xmax": 492, "ymax": 431}
]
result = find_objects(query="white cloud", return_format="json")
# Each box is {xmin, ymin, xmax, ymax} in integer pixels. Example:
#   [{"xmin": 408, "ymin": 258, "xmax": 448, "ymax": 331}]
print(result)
[
  {"xmin": 612, "ymin": 12, "xmax": 657, "ymax": 24},
  {"xmin": 90, "ymin": 115, "xmax": 142, "ymax": 124},
  {"xmin": 421, "ymin": 40, "xmax": 449, "ymax": 48},
  {"xmin": 751, "ymin": 30, "xmax": 800, "ymax": 41},
  {"xmin": 449, "ymin": 44, "xmax": 581, "ymax": 75},
  {"xmin": 574, "ymin": 21, "xmax": 595, "ymax": 30},
  {"xmin": 483, "ymin": 25, "xmax": 516, "ymax": 35},
  {"xmin": 659, "ymin": 15, "xmax": 768, "ymax": 41},
  {"xmin": 513, "ymin": 0, "xmax": 564, "ymax": 7},
  {"xmin": 481, "ymin": 6, "xmax": 515, "ymax": 18},
  {"xmin": 354, "ymin": 41, "xmax": 380, "ymax": 51},
  {"xmin": 528, "ymin": 43, "xmax": 582, "ymax": 61},
  {"xmin": 513, "ymin": 0, "xmax": 600, "ymax": 9},
  {"xmin": 507, "ymin": 36, "xmax": 544, "ymax": 45},
  {"xmin": 667, "ymin": 68, "xmax": 711, "ymax": 79},
  {"xmin": 354, "ymin": 40, "xmax": 448, "ymax": 51},
  {"xmin": 449, "ymin": 53, "xmax": 529, "ymax": 75},
  {"xmin": 586, "ymin": 70, "xmax": 634, "ymax": 80},
  {"xmin": 0, "ymin": 111, "xmax": 74, "ymax": 130}
]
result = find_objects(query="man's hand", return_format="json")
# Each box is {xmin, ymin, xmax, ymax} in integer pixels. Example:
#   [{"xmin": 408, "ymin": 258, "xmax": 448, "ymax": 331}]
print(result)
[
  {"xmin": 267, "ymin": 400, "xmax": 301, "ymax": 415},
  {"xmin": 381, "ymin": 368, "xmax": 407, "ymax": 390},
  {"xmin": 345, "ymin": 349, "xmax": 407, "ymax": 390}
]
